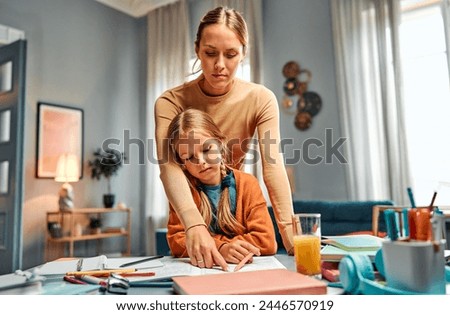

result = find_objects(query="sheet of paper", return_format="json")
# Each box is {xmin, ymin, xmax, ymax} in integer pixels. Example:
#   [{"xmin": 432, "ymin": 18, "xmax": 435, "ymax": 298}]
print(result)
[
  {"xmin": 130, "ymin": 255, "xmax": 286, "ymax": 283},
  {"xmin": 36, "ymin": 255, "xmax": 106, "ymax": 276}
]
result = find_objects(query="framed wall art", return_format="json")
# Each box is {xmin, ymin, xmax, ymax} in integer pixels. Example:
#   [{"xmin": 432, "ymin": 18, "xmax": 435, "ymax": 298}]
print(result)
[{"xmin": 36, "ymin": 102, "xmax": 84, "ymax": 179}]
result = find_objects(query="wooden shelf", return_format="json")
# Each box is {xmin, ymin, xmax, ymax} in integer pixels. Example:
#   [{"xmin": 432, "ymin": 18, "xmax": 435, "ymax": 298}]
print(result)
[
  {"xmin": 48, "ymin": 231, "xmax": 129, "ymax": 242},
  {"xmin": 45, "ymin": 207, "xmax": 131, "ymax": 260}
]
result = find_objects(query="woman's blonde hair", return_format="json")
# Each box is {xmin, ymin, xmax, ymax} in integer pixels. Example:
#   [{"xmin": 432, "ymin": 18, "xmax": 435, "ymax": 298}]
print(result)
[
  {"xmin": 192, "ymin": 6, "xmax": 248, "ymax": 74},
  {"xmin": 167, "ymin": 109, "xmax": 244, "ymax": 236}
]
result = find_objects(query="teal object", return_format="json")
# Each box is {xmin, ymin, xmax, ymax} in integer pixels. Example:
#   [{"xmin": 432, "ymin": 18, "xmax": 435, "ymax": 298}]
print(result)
[
  {"xmin": 402, "ymin": 208, "xmax": 409, "ymax": 236},
  {"xmin": 339, "ymin": 254, "xmax": 419, "ymax": 295},
  {"xmin": 374, "ymin": 249, "xmax": 385, "ymax": 277},
  {"xmin": 384, "ymin": 210, "xmax": 398, "ymax": 241}
]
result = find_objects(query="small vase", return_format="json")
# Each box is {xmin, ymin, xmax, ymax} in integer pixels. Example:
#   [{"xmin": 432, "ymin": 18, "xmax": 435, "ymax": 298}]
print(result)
[
  {"xmin": 91, "ymin": 227, "xmax": 101, "ymax": 234},
  {"xmin": 103, "ymin": 194, "xmax": 115, "ymax": 208}
]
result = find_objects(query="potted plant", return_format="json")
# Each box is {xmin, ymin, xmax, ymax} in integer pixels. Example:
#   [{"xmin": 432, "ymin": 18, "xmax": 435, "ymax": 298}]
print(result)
[
  {"xmin": 89, "ymin": 217, "xmax": 102, "ymax": 234},
  {"xmin": 88, "ymin": 148, "xmax": 125, "ymax": 208}
]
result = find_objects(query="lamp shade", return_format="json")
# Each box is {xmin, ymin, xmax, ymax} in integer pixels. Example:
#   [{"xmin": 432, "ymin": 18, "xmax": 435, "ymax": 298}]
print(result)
[{"xmin": 55, "ymin": 153, "xmax": 80, "ymax": 183}]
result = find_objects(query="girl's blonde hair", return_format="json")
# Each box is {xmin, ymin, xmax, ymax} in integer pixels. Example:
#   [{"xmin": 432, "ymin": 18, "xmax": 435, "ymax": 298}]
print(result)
[{"xmin": 167, "ymin": 109, "xmax": 244, "ymax": 237}]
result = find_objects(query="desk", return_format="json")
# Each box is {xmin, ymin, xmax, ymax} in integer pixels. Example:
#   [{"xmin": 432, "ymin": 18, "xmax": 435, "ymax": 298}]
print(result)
[
  {"xmin": 109, "ymin": 255, "xmax": 342, "ymax": 295},
  {"xmin": 37, "ymin": 254, "xmax": 340, "ymax": 295}
]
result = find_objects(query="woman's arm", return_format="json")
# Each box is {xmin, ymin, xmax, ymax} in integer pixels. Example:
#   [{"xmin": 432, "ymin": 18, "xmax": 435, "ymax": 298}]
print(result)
[{"xmin": 255, "ymin": 89, "xmax": 295, "ymax": 254}]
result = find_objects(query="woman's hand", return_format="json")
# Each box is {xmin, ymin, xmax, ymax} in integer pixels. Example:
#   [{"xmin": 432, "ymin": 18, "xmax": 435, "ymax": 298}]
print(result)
[
  {"xmin": 219, "ymin": 240, "xmax": 261, "ymax": 264},
  {"xmin": 185, "ymin": 225, "xmax": 228, "ymax": 270}
]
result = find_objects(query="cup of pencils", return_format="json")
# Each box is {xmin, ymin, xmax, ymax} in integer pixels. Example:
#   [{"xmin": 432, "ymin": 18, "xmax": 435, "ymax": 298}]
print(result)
[
  {"xmin": 292, "ymin": 213, "xmax": 322, "ymax": 279},
  {"xmin": 381, "ymin": 198, "xmax": 447, "ymax": 294}
]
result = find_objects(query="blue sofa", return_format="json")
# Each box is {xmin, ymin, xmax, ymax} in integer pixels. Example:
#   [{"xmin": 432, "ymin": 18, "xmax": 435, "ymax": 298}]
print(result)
[
  {"xmin": 269, "ymin": 200, "xmax": 394, "ymax": 253},
  {"xmin": 155, "ymin": 199, "xmax": 395, "ymax": 255}
]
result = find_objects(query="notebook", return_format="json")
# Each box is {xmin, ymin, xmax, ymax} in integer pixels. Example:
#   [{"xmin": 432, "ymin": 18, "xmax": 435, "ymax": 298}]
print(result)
[
  {"xmin": 321, "ymin": 235, "xmax": 384, "ymax": 252},
  {"xmin": 172, "ymin": 268, "xmax": 327, "ymax": 295},
  {"xmin": 37, "ymin": 255, "xmax": 164, "ymax": 276},
  {"xmin": 320, "ymin": 244, "xmax": 378, "ymax": 262}
]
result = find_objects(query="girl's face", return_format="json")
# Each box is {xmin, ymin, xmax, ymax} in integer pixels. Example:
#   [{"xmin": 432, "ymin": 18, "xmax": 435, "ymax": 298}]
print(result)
[
  {"xmin": 176, "ymin": 130, "xmax": 222, "ymax": 186},
  {"xmin": 196, "ymin": 23, "xmax": 245, "ymax": 96}
]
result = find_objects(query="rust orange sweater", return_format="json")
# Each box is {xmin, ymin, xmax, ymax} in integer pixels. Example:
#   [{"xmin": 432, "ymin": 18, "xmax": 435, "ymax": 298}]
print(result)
[{"xmin": 167, "ymin": 169, "xmax": 277, "ymax": 257}]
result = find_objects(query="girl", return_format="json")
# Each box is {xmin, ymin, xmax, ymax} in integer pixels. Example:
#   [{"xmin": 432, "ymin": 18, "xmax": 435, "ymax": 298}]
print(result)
[{"xmin": 166, "ymin": 109, "xmax": 277, "ymax": 264}]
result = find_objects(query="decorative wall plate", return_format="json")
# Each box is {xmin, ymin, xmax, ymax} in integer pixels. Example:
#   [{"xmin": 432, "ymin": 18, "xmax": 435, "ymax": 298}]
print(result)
[
  {"xmin": 294, "ymin": 112, "xmax": 312, "ymax": 131},
  {"xmin": 283, "ymin": 78, "xmax": 300, "ymax": 96},
  {"xmin": 297, "ymin": 91, "xmax": 322, "ymax": 117},
  {"xmin": 281, "ymin": 60, "xmax": 322, "ymax": 131},
  {"xmin": 282, "ymin": 61, "xmax": 301, "ymax": 79}
]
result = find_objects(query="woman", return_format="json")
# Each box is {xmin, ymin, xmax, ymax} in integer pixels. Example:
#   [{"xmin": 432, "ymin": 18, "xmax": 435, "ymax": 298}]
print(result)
[
  {"xmin": 155, "ymin": 6, "xmax": 294, "ymax": 270},
  {"xmin": 166, "ymin": 109, "xmax": 277, "ymax": 263}
]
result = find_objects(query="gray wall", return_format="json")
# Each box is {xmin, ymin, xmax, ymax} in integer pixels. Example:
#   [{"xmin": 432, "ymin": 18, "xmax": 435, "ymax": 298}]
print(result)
[
  {"xmin": 0, "ymin": 0, "xmax": 147, "ymax": 269},
  {"xmin": 0, "ymin": 0, "xmax": 348, "ymax": 269},
  {"xmin": 263, "ymin": 0, "xmax": 347, "ymax": 200}
]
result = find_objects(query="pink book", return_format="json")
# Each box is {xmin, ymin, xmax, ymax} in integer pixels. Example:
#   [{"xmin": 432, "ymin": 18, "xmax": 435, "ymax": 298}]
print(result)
[{"xmin": 172, "ymin": 268, "xmax": 327, "ymax": 295}]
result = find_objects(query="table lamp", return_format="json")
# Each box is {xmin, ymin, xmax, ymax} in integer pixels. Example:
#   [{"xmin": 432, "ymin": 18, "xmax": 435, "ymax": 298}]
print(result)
[{"xmin": 55, "ymin": 153, "xmax": 79, "ymax": 211}]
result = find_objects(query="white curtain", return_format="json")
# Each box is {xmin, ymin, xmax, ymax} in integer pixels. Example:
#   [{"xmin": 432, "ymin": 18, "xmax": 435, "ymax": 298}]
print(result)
[
  {"xmin": 443, "ymin": 0, "xmax": 450, "ymax": 78},
  {"xmin": 145, "ymin": 0, "xmax": 190, "ymax": 255},
  {"xmin": 331, "ymin": 0, "xmax": 411, "ymax": 204}
]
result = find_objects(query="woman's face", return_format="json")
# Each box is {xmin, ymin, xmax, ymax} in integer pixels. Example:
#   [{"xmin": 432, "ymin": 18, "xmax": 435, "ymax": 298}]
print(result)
[
  {"xmin": 196, "ymin": 23, "xmax": 245, "ymax": 96},
  {"xmin": 176, "ymin": 130, "xmax": 223, "ymax": 186}
]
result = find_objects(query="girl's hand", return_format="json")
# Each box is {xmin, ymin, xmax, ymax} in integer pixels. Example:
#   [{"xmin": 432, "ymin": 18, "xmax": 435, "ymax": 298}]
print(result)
[{"xmin": 219, "ymin": 240, "xmax": 261, "ymax": 264}]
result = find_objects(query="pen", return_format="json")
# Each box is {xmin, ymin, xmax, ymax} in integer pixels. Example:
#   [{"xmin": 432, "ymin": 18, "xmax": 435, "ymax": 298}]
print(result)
[
  {"xmin": 66, "ymin": 268, "xmax": 137, "ymax": 277},
  {"xmin": 78, "ymin": 275, "xmax": 108, "ymax": 286},
  {"xmin": 63, "ymin": 275, "xmax": 87, "ymax": 285},
  {"xmin": 384, "ymin": 210, "xmax": 398, "ymax": 241},
  {"xmin": 119, "ymin": 255, "xmax": 164, "ymax": 268},
  {"xmin": 401, "ymin": 208, "xmax": 409, "ymax": 237},
  {"xmin": 234, "ymin": 252, "xmax": 254, "ymax": 272},
  {"xmin": 407, "ymin": 187, "xmax": 416, "ymax": 208}
]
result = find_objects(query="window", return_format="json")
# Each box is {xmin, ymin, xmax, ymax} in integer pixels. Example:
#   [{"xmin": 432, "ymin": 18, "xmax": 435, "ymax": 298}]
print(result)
[{"xmin": 400, "ymin": 0, "xmax": 450, "ymax": 205}]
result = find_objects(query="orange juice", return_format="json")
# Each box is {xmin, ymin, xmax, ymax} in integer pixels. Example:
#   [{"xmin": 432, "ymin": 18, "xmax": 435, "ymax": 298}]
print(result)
[{"xmin": 293, "ymin": 235, "xmax": 321, "ymax": 276}]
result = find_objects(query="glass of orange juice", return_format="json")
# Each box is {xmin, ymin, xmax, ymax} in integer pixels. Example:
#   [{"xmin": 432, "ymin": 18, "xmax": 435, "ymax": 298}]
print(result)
[{"xmin": 292, "ymin": 213, "xmax": 321, "ymax": 279}]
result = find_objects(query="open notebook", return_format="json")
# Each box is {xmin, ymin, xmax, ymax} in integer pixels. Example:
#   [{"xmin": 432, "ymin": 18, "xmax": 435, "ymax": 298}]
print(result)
[{"xmin": 36, "ymin": 255, "xmax": 164, "ymax": 277}]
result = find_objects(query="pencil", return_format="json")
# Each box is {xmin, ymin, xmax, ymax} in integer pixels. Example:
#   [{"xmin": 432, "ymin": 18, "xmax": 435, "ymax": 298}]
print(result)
[
  {"xmin": 119, "ymin": 255, "xmax": 164, "ymax": 268},
  {"xmin": 428, "ymin": 191, "xmax": 437, "ymax": 212},
  {"xmin": 120, "ymin": 272, "xmax": 155, "ymax": 277},
  {"xmin": 233, "ymin": 252, "xmax": 254, "ymax": 272},
  {"xmin": 66, "ymin": 268, "xmax": 137, "ymax": 277}
]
